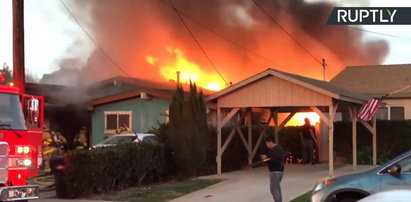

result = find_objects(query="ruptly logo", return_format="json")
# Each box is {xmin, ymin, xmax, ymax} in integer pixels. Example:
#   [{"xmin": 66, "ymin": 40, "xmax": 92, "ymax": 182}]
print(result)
[{"xmin": 327, "ymin": 7, "xmax": 411, "ymax": 25}]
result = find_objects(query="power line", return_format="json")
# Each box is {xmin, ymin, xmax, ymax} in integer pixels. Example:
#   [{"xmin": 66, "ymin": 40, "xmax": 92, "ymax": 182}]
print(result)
[
  {"xmin": 59, "ymin": 0, "xmax": 130, "ymax": 76},
  {"xmin": 157, "ymin": 0, "xmax": 279, "ymax": 67},
  {"xmin": 349, "ymin": 27, "xmax": 399, "ymax": 38},
  {"xmin": 167, "ymin": 0, "xmax": 228, "ymax": 86},
  {"xmin": 252, "ymin": 0, "xmax": 323, "ymax": 65}
]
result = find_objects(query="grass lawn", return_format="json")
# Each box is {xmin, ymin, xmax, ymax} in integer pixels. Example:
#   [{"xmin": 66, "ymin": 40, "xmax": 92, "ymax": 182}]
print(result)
[
  {"xmin": 88, "ymin": 179, "xmax": 222, "ymax": 202},
  {"xmin": 290, "ymin": 192, "xmax": 309, "ymax": 202}
]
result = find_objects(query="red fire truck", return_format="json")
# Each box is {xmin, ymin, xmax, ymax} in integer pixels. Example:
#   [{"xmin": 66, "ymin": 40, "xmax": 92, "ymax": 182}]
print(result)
[{"xmin": 0, "ymin": 75, "xmax": 42, "ymax": 201}]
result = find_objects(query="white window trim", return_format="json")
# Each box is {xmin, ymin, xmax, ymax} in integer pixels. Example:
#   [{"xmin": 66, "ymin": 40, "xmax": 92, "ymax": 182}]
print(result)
[
  {"xmin": 378, "ymin": 105, "xmax": 405, "ymax": 120},
  {"xmin": 104, "ymin": 111, "xmax": 133, "ymax": 134},
  {"xmin": 389, "ymin": 105, "xmax": 405, "ymax": 120}
]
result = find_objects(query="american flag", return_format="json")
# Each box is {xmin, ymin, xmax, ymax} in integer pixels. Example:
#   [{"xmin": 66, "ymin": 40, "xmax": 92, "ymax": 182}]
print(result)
[{"xmin": 357, "ymin": 98, "xmax": 382, "ymax": 121}]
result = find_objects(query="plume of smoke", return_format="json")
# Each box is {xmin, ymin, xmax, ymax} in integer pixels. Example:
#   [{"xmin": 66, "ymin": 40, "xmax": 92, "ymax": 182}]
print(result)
[{"xmin": 63, "ymin": 0, "xmax": 389, "ymax": 84}]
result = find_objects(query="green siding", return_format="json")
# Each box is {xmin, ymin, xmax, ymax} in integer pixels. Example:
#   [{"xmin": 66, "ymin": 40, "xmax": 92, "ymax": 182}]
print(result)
[{"xmin": 92, "ymin": 98, "xmax": 169, "ymax": 145}]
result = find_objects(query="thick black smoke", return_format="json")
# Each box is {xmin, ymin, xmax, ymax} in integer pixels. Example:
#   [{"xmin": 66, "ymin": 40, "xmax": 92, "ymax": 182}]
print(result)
[{"xmin": 60, "ymin": 0, "xmax": 388, "ymax": 84}]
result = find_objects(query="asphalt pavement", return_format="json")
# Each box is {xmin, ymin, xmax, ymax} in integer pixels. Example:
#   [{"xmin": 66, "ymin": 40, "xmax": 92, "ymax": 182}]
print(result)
[
  {"xmin": 170, "ymin": 164, "xmax": 375, "ymax": 202},
  {"xmin": 34, "ymin": 164, "xmax": 374, "ymax": 202}
]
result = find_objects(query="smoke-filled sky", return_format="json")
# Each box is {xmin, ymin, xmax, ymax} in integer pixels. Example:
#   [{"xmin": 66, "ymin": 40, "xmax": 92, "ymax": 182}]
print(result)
[{"xmin": 0, "ymin": 0, "xmax": 411, "ymax": 88}]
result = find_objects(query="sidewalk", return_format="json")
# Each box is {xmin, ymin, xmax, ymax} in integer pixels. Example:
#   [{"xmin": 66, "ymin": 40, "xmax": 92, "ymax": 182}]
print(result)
[{"xmin": 170, "ymin": 164, "xmax": 375, "ymax": 202}]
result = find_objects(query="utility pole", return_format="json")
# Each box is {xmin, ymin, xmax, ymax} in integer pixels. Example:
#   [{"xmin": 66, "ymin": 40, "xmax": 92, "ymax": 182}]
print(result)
[
  {"xmin": 13, "ymin": 0, "xmax": 25, "ymax": 94},
  {"xmin": 322, "ymin": 58, "xmax": 327, "ymax": 81}
]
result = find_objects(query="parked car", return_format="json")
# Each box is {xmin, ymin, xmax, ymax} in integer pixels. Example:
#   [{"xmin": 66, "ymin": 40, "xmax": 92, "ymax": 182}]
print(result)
[
  {"xmin": 358, "ymin": 190, "xmax": 411, "ymax": 202},
  {"xmin": 309, "ymin": 150, "xmax": 411, "ymax": 202},
  {"xmin": 91, "ymin": 133, "xmax": 158, "ymax": 149}
]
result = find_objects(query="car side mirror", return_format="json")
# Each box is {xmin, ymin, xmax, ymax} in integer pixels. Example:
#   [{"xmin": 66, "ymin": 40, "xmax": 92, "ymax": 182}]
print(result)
[{"xmin": 387, "ymin": 165, "xmax": 401, "ymax": 175}]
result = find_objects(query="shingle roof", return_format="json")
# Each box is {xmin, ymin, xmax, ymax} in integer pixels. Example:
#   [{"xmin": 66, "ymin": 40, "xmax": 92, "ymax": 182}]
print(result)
[
  {"xmin": 330, "ymin": 64, "xmax": 411, "ymax": 98},
  {"xmin": 206, "ymin": 68, "xmax": 369, "ymax": 104},
  {"xmin": 89, "ymin": 76, "xmax": 215, "ymax": 96},
  {"xmin": 89, "ymin": 89, "xmax": 173, "ymax": 108}
]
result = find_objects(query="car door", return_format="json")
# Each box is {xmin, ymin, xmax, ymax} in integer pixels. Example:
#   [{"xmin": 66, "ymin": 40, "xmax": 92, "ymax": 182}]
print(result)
[{"xmin": 380, "ymin": 155, "xmax": 411, "ymax": 191}]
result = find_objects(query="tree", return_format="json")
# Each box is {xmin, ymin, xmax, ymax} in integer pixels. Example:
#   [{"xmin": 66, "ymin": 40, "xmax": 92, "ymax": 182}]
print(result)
[
  {"xmin": 1, "ymin": 63, "xmax": 12, "ymax": 84},
  {"xmin": 168, "ymin": 82, "xmax": 208, "ymax": 177},
  {"xmin": 1, "ymin": 63, "xmax": 40, "ymax": 84}
]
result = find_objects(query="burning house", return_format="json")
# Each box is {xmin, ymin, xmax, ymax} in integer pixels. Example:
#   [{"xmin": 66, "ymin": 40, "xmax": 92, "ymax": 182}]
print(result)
[{"xmin": 87, "ymin": 76, "xmax": 180, "ymax": 145}]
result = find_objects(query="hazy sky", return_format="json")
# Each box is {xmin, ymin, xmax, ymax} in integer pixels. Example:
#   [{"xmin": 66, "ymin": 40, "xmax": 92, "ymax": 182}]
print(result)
[
  {"xmin": 0, "ymin": 0, "xmax": 410, "ymax": 79},
  {"xmin": 0, "ymin": 0, "xmax": 92, "ymax": 78}
]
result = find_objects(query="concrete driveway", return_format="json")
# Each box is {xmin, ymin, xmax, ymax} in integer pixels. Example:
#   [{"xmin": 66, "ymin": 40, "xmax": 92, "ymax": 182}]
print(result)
[{"xmin": 170, "ymin": 164, "xmax": 375, "ymax": 202}]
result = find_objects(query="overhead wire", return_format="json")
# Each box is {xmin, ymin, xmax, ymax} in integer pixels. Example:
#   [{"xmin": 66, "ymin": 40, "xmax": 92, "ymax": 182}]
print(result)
[
  {"xmin": 59, "ymin": 0, "xmax": 131, "ymax": 77},
  {"xmin": 167, "ymin": 0, "xmax": 228, "ymax": 86},
  {"xmin": 61, "ymin": 0, "xmax": 406, "ymax": 81},
  {"xmin": 157, "ymin": 0, "xmax": 279, "ymax": 67},
  {"xmin": 349, "ymin": 27, "xmax": 399, "ymax": 38},
  {"xmin": 252, "ymin": 0, "xmax": 323, "ymax": 65}
]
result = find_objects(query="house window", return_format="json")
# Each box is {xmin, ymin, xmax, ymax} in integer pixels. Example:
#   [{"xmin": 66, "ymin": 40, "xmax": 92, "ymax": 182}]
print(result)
[
  {"xmin": 104, "ymin": 111, "xmax": 132, "ymax": 133},
  {"xmin": 376, "ymin": 107, "xmax": 388, "ymax": 120},
  {"xmin": 376, "ymin": 106, "xmax": 404, "ymax": 120},
  {"xmin": 391, "ymin": 106, "xmax": 405, "ymax": 120}
]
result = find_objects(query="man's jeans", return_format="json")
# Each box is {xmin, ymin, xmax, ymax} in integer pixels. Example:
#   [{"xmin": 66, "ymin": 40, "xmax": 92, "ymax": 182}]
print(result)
[
  {"xmin": 302, "ymin": 139, "xmax": 315, "ymax": 164},
  {"xmin": 270, "ymin": 171, "xmax": 283, "ymax": 202}
]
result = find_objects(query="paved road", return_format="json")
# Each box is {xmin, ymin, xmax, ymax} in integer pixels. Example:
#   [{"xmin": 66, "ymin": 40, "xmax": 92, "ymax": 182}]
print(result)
[
  {"xmin": 37, "ymin": 164, "xmax": 374, "ymax": 202},
  {"xmin": 170, "ymin": 164, "xmax": 375, "ymax": 202}
]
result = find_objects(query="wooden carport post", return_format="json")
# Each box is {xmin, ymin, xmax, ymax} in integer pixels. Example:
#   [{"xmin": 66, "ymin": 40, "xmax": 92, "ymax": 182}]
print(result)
[
  {"xmin": 274, "ymin": 111, "xmax": 296, "ymax": 144},
  {"xmin": 360, "ymin": 116, "xmax": 377, "ymax": 166},
  {"xmin": 247, "ymin": 108, "xmax": 253, "ymax": 166},
  {"xmin": 311, "ymin": 103, "xmax": 338, "ymax": 177},
  {"xmin": 217, "ymin": 107, "xmax": 240, "ymax": 174},
  {"xmin": 217, "ymin": 107, "xmax": 254, "ymax": 174},
  {"xmin": 349, "ymin": 107, "xmax": 358, "ymax": 170},
  {"xmin": 272, "ymin": 109, "xmax": 279, "ymax": 143},
  {"xmin": 217, "ymin": 107, "xmax": 222, "ymax": 175}
]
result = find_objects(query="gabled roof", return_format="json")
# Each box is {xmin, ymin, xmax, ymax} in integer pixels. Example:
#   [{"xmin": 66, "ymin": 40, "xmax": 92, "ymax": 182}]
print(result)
[
  {"xmin": 89, "ymin": 89, "xmax": 173, "ymax": 109},
  {"xmin": 330, "ymin": 64, "xmax": 411, "ymax": 98},
  {"xmin": 26, "ymin": 83, "xmax": 90, "ymax": 106},
  {"xmin": 89, "ymin": 76, "xmax": 215, "ymax": 97},
  {"xmin": 206, "ymin": 68, "xmax": 368, "ymax": 104}
]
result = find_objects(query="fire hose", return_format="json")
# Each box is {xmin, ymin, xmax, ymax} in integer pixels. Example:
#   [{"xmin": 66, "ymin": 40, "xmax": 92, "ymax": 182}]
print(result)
[{"xmin": 32, "ymin": 175, "xmax": 54, "ymax": 187}]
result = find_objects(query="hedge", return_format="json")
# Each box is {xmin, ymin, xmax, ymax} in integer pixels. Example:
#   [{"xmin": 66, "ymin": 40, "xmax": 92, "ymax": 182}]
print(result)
[
  {"xmin": 334, "ymin": 120, "xmax": 411, "ymax": 163},
  {"xmin": 57, "ymin": 143, "xmax": 165, "ymax": 198},
  {"xmin": 210, "ymin": 120, "xmax": 411, "ymax": 169},
  {"xmin": 151, "ymin": 120, "xmax": 411, "ymax": 175}
]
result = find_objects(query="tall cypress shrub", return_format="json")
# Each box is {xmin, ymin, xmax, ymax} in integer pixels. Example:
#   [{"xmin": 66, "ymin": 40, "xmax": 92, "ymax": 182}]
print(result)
[{"xmin": 168, "ymin": 83, "xmax": 208, "ymax": 176}]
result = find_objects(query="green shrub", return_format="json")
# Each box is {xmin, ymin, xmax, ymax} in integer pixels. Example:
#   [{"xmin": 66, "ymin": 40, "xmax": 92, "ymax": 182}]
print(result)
[
  {"xmin": 335, "ymin": 120, "xmax": 411, "ymax": 163},
  {"xmin": 59, "ymin": 143, "xmax": 165, "ymax": 198},
  {"xmin": 357, "ymin": 147, "xmax": 391, "ymax": 165}
]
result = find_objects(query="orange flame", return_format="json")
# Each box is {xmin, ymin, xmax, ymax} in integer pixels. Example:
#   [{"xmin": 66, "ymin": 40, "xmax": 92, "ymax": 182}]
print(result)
[
  {"xmin": 146, "ymin": 47, "xmax": 225, "ymax": 91},
  {"xmin": 282, "ymin": 112, "xmax": 320, "ymax": 126}
]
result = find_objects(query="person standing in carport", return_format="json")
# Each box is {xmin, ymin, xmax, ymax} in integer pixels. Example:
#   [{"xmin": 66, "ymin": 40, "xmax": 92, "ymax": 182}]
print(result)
[
  {"xmin": 300, "ymin": 118, "xmax": 317, "ymax": 165},
  {"xmin": 261, "ymin": 135, "xmax": 285, "ymax": 202}
]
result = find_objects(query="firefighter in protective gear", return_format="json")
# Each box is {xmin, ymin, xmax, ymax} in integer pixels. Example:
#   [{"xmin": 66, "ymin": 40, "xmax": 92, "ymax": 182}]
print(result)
[
  {"xmin": 116, "ymin": 124, "xmax": 131, "ymax": 134},
  {"xmin": 42, "ymin": 126, "xmax": 67, "ymax": 172},
  {"xmin": 73, "ymin": 127, "xmax": 88, "ymax": 150},
  {"xmin": 42, "ymin": 126, "xmax": 55, "ymax": 173},
  {"xmin": 55, "ymin": 132, "xmax": 68, "ymax": 151}
]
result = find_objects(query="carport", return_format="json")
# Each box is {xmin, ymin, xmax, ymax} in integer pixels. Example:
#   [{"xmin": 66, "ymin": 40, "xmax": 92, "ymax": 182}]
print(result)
[{"xmin": 206, "ymin": 68, "xmax": 379, "ymax": 176}]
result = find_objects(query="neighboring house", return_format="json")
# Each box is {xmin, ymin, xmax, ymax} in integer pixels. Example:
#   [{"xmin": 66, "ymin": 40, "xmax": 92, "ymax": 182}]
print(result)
[
  {"xmin": 88, "ymin": 77, "xmax": 177, "ymax": 145},
  {"xmin": 26, "ymin": 83, "xmax": 91, "ymax": 148},
  {"xmin": 331, "ymin": 64, "xmax": 411, "ymax": 120}
]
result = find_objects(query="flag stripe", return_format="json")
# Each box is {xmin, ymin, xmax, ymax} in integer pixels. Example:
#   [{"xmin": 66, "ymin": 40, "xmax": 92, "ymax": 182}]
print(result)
[
  {"xmin": 358, "ymin": 99, "xmax": 382, "ymax": 121},
  {"xmin": 358, "ymin": 99, "xmax": 376, "ymax": 118},
  {"xmin": 360, "ymin": 100, "xmax": 379, "ymax": 120}
]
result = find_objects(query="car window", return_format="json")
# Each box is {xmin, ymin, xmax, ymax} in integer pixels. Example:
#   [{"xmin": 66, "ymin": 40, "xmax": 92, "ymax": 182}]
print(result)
[
  {"xmin": 142, "ymin": 136, "xmax": 158, "ymax": 144},
  {"xmin": 100, "ymin": 136, "xmax": 136, "ymax": 145},
  {"xmin": 397, "ymin": 156, "xmax": 411, "ymax": 174}
]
